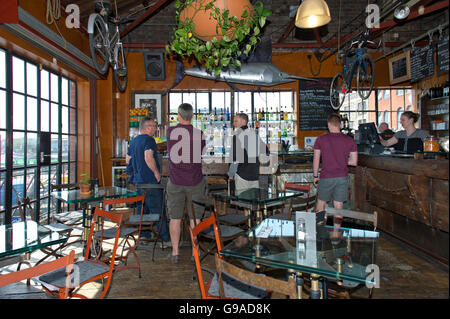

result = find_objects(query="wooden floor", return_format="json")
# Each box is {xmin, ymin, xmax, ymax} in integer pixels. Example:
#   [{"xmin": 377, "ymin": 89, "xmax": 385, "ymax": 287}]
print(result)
[{"xmin": 0, "ymin": 230, "xmax": 448, "ymax": 299}]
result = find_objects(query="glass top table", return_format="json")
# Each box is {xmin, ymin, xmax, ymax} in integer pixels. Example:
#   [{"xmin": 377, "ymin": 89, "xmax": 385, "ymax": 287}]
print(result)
[
  {"xmin": 211, "ymin": 188, "xmax": 306, "ymax": 208},
  {"xmin": 1, "ymin": 221, "xmax": 68, "ymax": 258},
  {"xmin": 220, "ymin": 218, "xmax": 379, "ymax": 285},
  {"xmin": 51, "ymin": 186, "xmax": 138, "ymax": 205}
]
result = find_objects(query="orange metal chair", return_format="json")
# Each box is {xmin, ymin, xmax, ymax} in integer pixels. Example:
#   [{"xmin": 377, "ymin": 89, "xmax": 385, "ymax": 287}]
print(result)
[
  {"xmin": 38, "ymin": 207, "xmax": 123, "ymax": 299},
  {"xmin": 0, "ymin": 250, "xmax": 75, "ymax": 299},
  {"xmin": 272, "ymin": 182, "xmax": 312, "ymax": 220},
  {"xmin": 102, "ymin": 194, "xmax": 145, "ymax": 277},
  {"xmin": 190, "ymin": 214, "xmax": 268, "ymax": 299}
]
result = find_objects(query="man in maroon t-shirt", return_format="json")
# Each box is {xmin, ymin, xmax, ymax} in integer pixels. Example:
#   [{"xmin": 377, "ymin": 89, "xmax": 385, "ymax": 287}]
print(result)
[
  {"xmin": 313, "ymin": 113, "xmax": 358, "ymax": 227},
  {"xmin": 166, "ymin": 103, "xmax": 206, "ymax": 263}
]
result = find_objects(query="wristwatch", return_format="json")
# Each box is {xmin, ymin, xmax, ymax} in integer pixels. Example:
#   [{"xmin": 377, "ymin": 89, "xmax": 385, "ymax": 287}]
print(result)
[{"xmin": 313, "ymin": 175, "xmax": 319, "ymax": 178}]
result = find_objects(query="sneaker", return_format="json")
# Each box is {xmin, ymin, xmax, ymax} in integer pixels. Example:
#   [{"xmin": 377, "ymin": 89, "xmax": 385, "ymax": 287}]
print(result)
[
  {"xmin": 159, "ymin": 241, "xmax": 172, "ymax": 248},
  {"xmin": 168, "ymin": 253, "xmax": 179, "ymax": 264}
]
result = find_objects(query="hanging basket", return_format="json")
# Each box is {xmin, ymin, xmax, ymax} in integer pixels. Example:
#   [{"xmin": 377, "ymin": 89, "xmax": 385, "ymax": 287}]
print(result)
[{"xmin": 180, "ymin": 0, "xmax": 255, "ymax": 42}]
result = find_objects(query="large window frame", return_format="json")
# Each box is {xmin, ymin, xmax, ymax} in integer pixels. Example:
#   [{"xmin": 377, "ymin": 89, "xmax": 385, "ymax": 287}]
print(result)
[{"xmin": 0, "ymin": 48, "xmax": 78, "ymax": 224}]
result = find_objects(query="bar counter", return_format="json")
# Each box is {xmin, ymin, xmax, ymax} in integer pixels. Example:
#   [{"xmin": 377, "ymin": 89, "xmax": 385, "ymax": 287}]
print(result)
[{"xmin": 352, "ymin": 153, "xmax": 449, "ymax": 264}]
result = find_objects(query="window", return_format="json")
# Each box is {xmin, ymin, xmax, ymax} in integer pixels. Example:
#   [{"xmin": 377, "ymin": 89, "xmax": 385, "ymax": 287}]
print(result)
[
  {"xmin": 397, "ymin": 89, "xmax": 404, "ymax": 96},
  {"xmin": 397, "ymin": 107, "xmax": 404, "ymax": 130},
  {"xmin": 0, "ymin": 48, "xmax": 77, "ymax": 224},
  {"xmin": 383, "ymin": 90, "xmax": 390, "ymax": 99}
]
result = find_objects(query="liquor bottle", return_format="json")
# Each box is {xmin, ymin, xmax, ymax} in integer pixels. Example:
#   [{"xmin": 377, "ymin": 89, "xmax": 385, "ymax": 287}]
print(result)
[
  {"xmin": 283, "ymin": 126, "xmax": 288, "ymax": 137},
  {"xmin": 214, "ymin": 107, "xmax": 218, "ymax": 121},
  {"xmin": 275, "ymin": 107, "xmax": 279, "ymax": 121},
  {"xmin": 220, "ymin": 109, "xmax": 224, "ymax": 121},
  {"xmin": 284, "ymin": 108, "xmax": 288, "ymax": 121},
  {"xmin": 261, "ymin": 107, "xmax": 265, "ymax": 121},
  {"xmin": 209, "ymin": 109, "xmax": 215, "ymax": 122},
  {"xmin": 258, "ymin": 108, "xmax": 262, "ymax": 121},
  {"xmin": 280, "ymin": 107, "xmax": 284, "ymax": 121},
  {"xmin": 226, "ymin": 108, "xmax": 230, "ymax": 121},
  {"xmin": 266, "ymin": 108, "xmax": 269, "ymax": 121}
]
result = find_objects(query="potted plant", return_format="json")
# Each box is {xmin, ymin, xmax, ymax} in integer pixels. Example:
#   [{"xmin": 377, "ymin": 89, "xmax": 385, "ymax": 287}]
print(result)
[
  {"xmin": 80, "ymin": 173, "xmax": 91, "ymax": 194},
  {"xmin": 166, "ymin": 0, "xmax": 272, "ymax": 76}
]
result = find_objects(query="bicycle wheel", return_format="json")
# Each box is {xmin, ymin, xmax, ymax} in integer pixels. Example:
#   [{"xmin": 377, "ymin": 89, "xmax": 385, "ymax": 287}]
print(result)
[
  {"xmin": 330, "ymin": 73, "xmax": 346, "ymax": 110},
  {"xmin": 114, "ymin": 44, "xmax": 128, "ymax": 92},
  {"xmin": 357, "ymin": 54, "xmax": 374, "ymax": 100},
  {"xmin": 89, "ymin": 14, "xmax": 109, "ymax": 75}
]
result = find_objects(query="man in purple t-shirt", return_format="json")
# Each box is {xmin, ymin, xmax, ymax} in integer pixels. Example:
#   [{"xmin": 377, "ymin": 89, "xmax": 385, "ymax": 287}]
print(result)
[
  {"xmin": 313, "ymin": 113, "xmax": 358, "ymax": 227},
  {"xmin": 166, "ymin": 103, "xmax": 206, "ymax": 263}
]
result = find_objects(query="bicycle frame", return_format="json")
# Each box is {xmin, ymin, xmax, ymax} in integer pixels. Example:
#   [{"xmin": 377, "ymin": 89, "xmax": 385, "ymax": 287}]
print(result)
[{"xmin": 343, "ymin": 45, "xmax": 367, "ymax": 91}]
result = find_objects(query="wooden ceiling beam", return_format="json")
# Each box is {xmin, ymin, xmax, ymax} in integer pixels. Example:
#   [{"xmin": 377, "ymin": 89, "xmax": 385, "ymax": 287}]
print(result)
[{"xmin": 120, "ymin": 0, "xmax": 172, "ymax": 38}]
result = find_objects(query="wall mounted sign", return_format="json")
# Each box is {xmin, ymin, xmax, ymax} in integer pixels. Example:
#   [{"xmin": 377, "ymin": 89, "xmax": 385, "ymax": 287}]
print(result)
[
  {"xmin": 299, "ymin": 78, "xmax": 333, "ymax": 130},
  {"xmin": 437, "ymin": 36, "xmax": 449, "ymax": 73},
  {"xmin": 388, "ymin": 51, "xmax": 411, "ymax": 85},
  {"xmin": 131, "ymin": 91, "xmax": 164, "ymax": 124},
  {"xmin": 410, "ymin": 44, "xmax": 434, "ymax": 82}
]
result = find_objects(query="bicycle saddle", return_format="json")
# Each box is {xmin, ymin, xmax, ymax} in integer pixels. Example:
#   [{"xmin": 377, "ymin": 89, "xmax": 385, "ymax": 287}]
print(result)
[{"xmin": 94, "ymin": 0, "xmax": 114, "ymax": 17}]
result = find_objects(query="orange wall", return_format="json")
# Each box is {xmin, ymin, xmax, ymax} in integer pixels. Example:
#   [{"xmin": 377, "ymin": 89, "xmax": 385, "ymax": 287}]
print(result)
[{"xmin": 96, "ymin": 50, "xmax": 391, "ymax": 185}]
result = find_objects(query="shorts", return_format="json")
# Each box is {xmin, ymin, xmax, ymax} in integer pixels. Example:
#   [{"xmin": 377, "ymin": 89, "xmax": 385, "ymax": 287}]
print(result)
[
  {"xmin": 317, "ymin": 176, "xmax": 349, "ymax": 203},
  {"xmin": 167, "ymin": 178, "xmax": 206, "ymax": 220}
]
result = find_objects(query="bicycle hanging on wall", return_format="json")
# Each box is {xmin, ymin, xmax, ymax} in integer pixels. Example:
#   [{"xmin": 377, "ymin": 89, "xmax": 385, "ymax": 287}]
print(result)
[
  {"xmin": 329, "ymin": 29, "xmax": 380, "ymax": 110},
  {"xmin": 88, "ymin": 0, "xmax": 128, "ymax": 92}
]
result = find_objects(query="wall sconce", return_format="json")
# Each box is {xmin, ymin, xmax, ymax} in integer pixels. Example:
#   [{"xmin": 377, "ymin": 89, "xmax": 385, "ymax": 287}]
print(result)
[{"xmin": 295, "ymin": 0, "xmax": 331, "ymax": 29}]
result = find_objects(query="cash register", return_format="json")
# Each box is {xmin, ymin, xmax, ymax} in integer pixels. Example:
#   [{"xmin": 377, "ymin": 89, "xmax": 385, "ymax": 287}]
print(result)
[{"xmin": 355, "ymin": 122, "xmax": 385, "ymax": 154}]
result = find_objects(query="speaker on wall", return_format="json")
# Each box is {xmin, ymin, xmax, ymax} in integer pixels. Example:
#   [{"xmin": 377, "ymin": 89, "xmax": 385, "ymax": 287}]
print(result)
[{"xmin": 144, "ymin": 52, "xmax": 165, "ymax": 81}]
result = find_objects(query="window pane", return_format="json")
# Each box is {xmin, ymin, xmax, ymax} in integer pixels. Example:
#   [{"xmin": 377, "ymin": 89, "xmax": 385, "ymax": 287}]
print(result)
[
  {"xmin": 0, "ymin": 90, "xmax": 5, "ymax": 129},
  {"xmin": 26, "ymin": 62, "xmax": 38, "ymax": 96},
  {"xmin": 0, "ymin": 130, "xmax": 5, "ymax": 169},
  {"xmin": 13, "ymin": 93, "xmax": 25, "ymax": 130},
  {"xmin": 61, "ymin": 106, "xmax": 69, "ymax": 134},
  {"xmin": 51, "ymin": 103, "xmax": 59, "ymax": 133},
  {"xmin": 61, "ymin": 78, "xmax": 68, "ymax": 105},
  {"xmin": 12, "ymin": 170, "xmax": 25, "ymax": 204},
  {"xmin": 62, "ymin": 135, "xmax": 68, "ymax": 162},
  {"xmin": 50, "ymin": 73, "xmax": 59, "ymax": 102},
  {"xmin": 40, "ymin": 198, "xmax": 49, "ymax": 223},
  {"xmin": 12, "ymin": 57, "xmax": 25, "ymax": 93},
  {"xmin": 69, "ymin": 80, "xmax": 76, "ymax": 107},
  {"xmin": 235, "ymin": 92, "xmax": 251, "ymax": 114},
  {"xmin": 27, "ymin": 133, "xmax": 37, "ymax": 166},
  {"xmin": 0, "ymin": 171, "xmax": 5, "ymax": 211},
  {"xmin": 41, "ymin": 70, "xmax": 49, "ymax": 100},
  {"xmin": 62, "ymin": 163, "xmax": 69, "ymax": 184},
  {"xmin": 12, "ymin": 132, "xmax": 24, "ymax": 167},
  {"xmin": 196, "ymin": 93, "xmax": 209, "ymax": 114},
  {"xmin": 51, "ymin": 134, "xmax": 59, "ymax": 163},
  {"xmin": 212, "ymin": 92, "xmax": 226, "ymax": 114},
  {"xmin": 26, "ymin": 167, "xmax": 38, "ymax": 201},
  {"xmin": 254, "ymin": 92, "xmax": 266, "ymax": 113},
  {"xmin": 40, "ymin": 166, "xmax": 49, "ymax": 198},
  {"xmin": 169, "ymin": 93, "xmax": 182, "ymax": 113},
  {"xmin": 69, "ymin": 162, "xmax": 76, "ymax": 184},
  {"xmin": 182, "ymin": 92, "xmax": 196, "ymax": 107},
  {"xmin": 41, "ymin": 100, "xmax": 49, "ymax": 132},
  {"xmin": 0, "ymin": 50, "xmax": 5, "ymax": 89},
  {"xmin": 27, "ymin": 97, "xmax": 38, "ymax": 131}
]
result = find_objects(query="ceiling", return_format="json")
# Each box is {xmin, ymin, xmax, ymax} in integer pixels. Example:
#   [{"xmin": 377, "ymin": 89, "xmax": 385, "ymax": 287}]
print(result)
[{"xmin": 59, "ymin": 0, "xmax": 449, "ymax": 62}]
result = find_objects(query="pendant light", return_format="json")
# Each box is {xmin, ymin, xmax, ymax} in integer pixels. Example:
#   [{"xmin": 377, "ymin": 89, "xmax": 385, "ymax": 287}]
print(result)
[
  {"xmin": 295, "ymin": 0, "xmax": 331, "ymax": 29},
  {"xmin": 394, "ymin": 2, "xmax": 410, "ymax": 20}
]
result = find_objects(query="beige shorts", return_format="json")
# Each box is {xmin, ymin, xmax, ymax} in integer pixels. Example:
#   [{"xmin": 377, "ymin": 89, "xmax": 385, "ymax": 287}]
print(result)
[{"xmin": 167, "ymin": 179, "xmax": 206, "ymax": 220}]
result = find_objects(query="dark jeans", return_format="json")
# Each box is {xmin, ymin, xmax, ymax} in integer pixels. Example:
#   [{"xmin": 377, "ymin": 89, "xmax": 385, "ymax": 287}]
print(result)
[{"xmin": 136, "ymin": 185, "xmax": 170, "ymax": 242}]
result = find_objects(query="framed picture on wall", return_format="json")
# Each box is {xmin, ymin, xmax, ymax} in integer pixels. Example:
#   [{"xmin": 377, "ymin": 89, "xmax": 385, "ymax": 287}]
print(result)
[
  {"xmin": 131, "ymin": 91, "xmax": 165, "ymax": 124},
  {"xmin": 388, "ymin": 51, "xmax": 411, "ymax": 85}
]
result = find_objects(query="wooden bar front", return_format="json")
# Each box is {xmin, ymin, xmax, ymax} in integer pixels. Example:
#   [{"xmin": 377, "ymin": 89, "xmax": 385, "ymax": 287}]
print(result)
[{"xmin": 353, "ymin": 154, "xmax": 449, "ymax": 264}]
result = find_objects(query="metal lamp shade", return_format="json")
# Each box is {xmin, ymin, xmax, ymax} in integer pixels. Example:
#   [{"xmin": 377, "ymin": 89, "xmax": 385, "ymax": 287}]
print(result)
[
  {"xmin": 394, "ymin": 5, "xmax": 410, "ymax": 20},
  {"xmin": 295, "ymin": 0, "xmax": 331, "ymax": 29}
]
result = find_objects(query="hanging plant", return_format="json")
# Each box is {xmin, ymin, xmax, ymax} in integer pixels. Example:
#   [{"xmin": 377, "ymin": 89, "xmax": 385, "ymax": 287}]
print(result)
[{"xmin": 166, "ymin": 0, "xmax": 272, "ymax": 76}]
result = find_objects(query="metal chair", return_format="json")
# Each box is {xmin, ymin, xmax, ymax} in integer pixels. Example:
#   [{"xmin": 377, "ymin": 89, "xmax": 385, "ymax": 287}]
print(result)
[
  {"xmin": 16, "ymin": 197, "xmax": 76, "ymax": 268},
  {"xmin": 271, "ymin": 182, "xmax": 314, "ymax": 220},
  {"xmin": 0, "ymin": 250, "xmax": 75, "ymax": 299},
  {"xmin": 38, "ymin": 207, "xmax": 123, "ymax": 299},
  {"xmin": 50, "ymin": 183, "xmax": 84, "ymax": 227},
  {"xmin": 102, "ymin": 194, "xmax": 145, "ymax": 276}
]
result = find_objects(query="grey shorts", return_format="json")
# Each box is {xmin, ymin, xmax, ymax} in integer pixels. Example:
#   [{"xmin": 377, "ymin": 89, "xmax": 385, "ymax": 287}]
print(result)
[
  {"xmin": 317, "ymin": 176, "xmax": 349, "ymax": 203},
  {"xmin": 167, "ymin": 179, "xmax": 206, "ymax": 220}
]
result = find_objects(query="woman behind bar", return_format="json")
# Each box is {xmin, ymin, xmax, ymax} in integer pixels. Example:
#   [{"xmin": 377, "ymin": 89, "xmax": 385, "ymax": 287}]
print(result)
[{"xmin": 380, "ymin": 111, "xmax": 429, "ymax": 154}]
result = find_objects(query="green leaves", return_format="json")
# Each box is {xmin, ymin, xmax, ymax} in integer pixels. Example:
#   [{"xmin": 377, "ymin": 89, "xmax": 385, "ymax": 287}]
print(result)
[{"xmin": 167, "ymin": 0, "xmax": 272, "ymax": 75}]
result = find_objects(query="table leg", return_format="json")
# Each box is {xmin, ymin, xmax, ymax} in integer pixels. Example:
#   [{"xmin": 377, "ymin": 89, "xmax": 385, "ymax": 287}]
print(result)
[
  {"xmin": 310, "ymin": 274, "xmax": 321, "ymax": 299},
  {"xmin": 295, "ymin": 272, "xmax": 303, "ymax": 299},
  {"xmin": 319, "ymin": 277, "xmax": 328, "ymax": 299}
]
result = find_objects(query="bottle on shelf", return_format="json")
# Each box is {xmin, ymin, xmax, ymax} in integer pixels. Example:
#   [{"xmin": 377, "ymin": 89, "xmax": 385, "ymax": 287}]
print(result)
[
  {"xmin": 275, "ymin": 107, "xmax": 279, "ymax": 121},
  {"xmin": 226, "ymin": 107, "xmax": 230, "ymax": 121},
  {"xmin": 214, "ymin": 107, "xmax": 218, "ymax": 121},
  {"xmin": 280, "ymin": 107, "xmax": 284, "ymax": 121},
  {"xmin": 266, "ymin": 107, "xmax": 269, "ymax": 121},
  {"xmin": 284, "ymin": 106, "xmax": 289, "ymax": 120},
  {"xmin": 258, "ymin": 108, "xmax": 262, "ymax": 121},
  {"xmin": 209, "ymin": 109, "xmax": 215, "ymax": 122},
  {"xmin": 220, "ymin": 109, "xmax": 224, "ymax": 121}
]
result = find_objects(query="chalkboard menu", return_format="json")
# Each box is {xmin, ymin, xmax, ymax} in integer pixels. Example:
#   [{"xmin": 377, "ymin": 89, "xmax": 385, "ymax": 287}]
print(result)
[
  {"xmin": 299, "ymin": 78, "xmax": 333, "ymax": 130},
  {"xmin": 437, "ymin": 36, "xmax": 449, "ymax": 73},
  {"xmin": 410, "ymin": 45, "xmax": 434, "ymax": 82}
]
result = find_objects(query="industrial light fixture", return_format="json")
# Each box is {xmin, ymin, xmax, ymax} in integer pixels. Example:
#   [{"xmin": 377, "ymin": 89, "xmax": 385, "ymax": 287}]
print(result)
[
  {"xmin": 394, "ymin": 2, "xmax": 410, "ymax": 20},
  {"xmin": 295, "ymin": 0, "xmax": 331, "ymax": 29}
]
